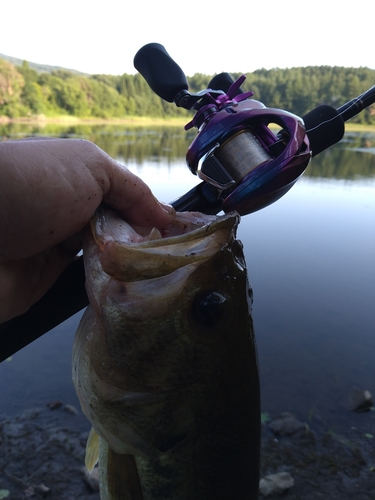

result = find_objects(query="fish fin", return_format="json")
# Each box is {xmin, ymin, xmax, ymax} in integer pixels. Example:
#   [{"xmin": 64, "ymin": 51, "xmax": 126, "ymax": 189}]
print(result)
[
  {"xmin": 106, "ymin": 447, "xmax": 144, "ymax": 500},
  {"xmin": 85, "ymin": 427, "xmax": 100, "ymax": 473}
]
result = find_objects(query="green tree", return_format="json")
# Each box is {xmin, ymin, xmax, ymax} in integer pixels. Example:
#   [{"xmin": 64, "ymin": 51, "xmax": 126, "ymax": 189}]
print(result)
[
  {"xmin": 0, "ymin": 58, "xmax": 25, "ymax": 117},
  {"xmin": 1, "ymin": 58, "xmax": 375, "ymax": 123},
  {"xmin": 17, "ymin": 61, "xmax": 47, "ymax": 114}
]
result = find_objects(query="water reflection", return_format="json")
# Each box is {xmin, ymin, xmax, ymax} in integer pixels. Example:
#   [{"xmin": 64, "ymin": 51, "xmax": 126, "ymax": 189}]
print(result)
[
  {"xmin": 0, "ymin": 125, "xmax": 374, "ymax": 437},
  {"xmin": 0, "ymin": 123, "xmax": 195, "ymax": 167},
  {"xmin": 2, "ymin": 123, "xmax": 375, "ymax": 179}
]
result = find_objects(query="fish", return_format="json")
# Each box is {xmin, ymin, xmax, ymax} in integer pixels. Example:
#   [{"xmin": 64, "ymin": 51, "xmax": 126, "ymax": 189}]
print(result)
[{"xmin": 72, "ymin": 206, "xmax": 260, "ymax": 500}]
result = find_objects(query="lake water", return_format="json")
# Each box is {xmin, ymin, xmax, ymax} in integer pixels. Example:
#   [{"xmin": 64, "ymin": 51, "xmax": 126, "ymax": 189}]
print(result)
[{"xmin": 1, "ymin": 124, "xmax": 374, "ymax": 438}]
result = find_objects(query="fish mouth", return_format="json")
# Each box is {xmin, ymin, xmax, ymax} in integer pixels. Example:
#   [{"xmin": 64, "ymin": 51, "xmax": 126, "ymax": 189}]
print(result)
[{"xmin": 87, "ymin": 207, "xmax": 240, "ymax": 282}]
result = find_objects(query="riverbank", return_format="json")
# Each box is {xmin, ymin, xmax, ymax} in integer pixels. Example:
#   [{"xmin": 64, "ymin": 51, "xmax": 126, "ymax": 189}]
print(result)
[
  {"xmin": 0, "ymin": 115, "xmax": 188, "ymax": 128},
  {"xmin": 1, "ymin": 114, "xmax": 375, "ymax": 132},
  {"xmin": 0, "ymin": 404, "xmax": 373, "ymax": 499}
]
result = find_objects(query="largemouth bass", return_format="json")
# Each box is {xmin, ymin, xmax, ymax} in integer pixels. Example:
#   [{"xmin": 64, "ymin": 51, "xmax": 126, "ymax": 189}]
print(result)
[{"xmin": 72, "ymin": 206, "xmax": 260, "ymax": 499}]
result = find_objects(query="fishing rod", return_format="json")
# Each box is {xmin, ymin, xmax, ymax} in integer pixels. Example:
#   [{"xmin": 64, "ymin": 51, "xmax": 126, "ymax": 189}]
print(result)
[{"xmin": 1, "ymin": 43, "xmax": 374, "ymax": 362}]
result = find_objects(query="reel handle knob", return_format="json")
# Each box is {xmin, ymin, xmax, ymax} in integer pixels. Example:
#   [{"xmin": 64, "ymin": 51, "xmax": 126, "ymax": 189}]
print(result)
[
  {"xmin": 208, "ymin": 73, "xmax": 244, "ymax": 95},
  {"xmin": 134, "ymin": 43, "xmax": 188, "ymax": 103}
]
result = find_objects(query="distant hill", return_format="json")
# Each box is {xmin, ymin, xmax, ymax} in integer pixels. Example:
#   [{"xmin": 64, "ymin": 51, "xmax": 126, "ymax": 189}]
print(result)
[{"xmin": 0, "ymin": 53, "xmax": 89, "ymax": 75}]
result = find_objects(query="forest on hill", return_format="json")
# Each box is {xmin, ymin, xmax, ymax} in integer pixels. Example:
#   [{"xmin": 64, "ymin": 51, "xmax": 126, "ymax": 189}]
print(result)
[{"xmin": 0, "ymin": 57, "xmax": 374, "ymax": 123}]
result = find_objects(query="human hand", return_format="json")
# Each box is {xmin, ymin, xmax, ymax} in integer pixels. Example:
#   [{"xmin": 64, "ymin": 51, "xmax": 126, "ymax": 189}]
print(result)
[{"xmin": 0, "ymin": 138, "xmax": 175, "ymax": 322}]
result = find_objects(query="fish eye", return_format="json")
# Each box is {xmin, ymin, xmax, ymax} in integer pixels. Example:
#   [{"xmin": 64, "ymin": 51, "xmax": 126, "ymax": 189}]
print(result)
[{"xmin": 191, "ymin": 291, "xmax": 228, "ymax": 328}]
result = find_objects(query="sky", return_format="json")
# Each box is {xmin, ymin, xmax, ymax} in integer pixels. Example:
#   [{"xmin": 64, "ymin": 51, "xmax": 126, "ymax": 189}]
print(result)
[{"xmin": 1, "ymin": 0, "xmax": 374, "ymax": 78}]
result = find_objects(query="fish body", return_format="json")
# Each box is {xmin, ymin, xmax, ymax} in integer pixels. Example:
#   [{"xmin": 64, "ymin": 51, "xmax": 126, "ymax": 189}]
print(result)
[{"xmin": 72, "ymin": 207, "xmax": 260, "ymax": 499}]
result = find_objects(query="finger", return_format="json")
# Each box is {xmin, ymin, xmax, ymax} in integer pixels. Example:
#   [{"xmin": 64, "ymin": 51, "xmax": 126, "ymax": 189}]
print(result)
[{"xmin": 102, "ymin": 160, "xmax": 176, "ymax": 229}]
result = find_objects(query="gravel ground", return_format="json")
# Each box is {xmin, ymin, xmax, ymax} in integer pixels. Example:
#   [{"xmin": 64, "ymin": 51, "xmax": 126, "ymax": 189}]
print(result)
[
  {"xmin": 259, "ymin": 411, "xmax": 375, "ymax": 499},
  {"xmin": 0, "ymin": 404, "xmax": 374, "ymax": 499}
]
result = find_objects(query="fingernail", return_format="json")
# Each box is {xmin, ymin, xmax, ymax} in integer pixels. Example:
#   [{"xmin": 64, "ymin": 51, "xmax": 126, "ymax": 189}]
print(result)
[{"xmin": 159, "ymin": 201, "xmax": 176, "ymax": 215}]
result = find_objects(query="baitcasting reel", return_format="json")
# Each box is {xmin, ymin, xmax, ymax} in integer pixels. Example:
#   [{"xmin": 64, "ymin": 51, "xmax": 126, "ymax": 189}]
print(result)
[
  {"xmin": 134, "ymin": 43, "xmax": 312, "ymax": 215},
  {"xmin": 185, "ymin": 85, "xmax": 311, "ymax": 215}
]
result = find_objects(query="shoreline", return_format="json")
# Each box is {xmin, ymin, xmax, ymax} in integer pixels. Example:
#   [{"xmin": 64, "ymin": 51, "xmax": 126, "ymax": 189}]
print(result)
[
  {"xmin": 0, "ymin": 115, "xmax": 189, "ymax": 127},
  {"xmin": 1, "ymin": 115, "xmax": 375, "ymax": 132}
]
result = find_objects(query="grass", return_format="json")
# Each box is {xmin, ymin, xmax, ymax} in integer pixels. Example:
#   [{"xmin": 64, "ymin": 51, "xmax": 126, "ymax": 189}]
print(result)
[
  {"xmin": 343, "ymin": 122, "xmax": 375, "ymax": 132},
  {"xmin": 0, "ymin": 114, "xmax": 189, "ymax": 127},
  {"xmin": 3, "ymin": 114, "xmax": 375, "ymax": 132}
]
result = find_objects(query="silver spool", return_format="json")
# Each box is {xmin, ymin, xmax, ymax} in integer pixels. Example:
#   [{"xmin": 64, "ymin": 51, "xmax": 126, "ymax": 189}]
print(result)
[{"xmin": 215, "ymin": 130, "xmax": 271, "ymax": 183}]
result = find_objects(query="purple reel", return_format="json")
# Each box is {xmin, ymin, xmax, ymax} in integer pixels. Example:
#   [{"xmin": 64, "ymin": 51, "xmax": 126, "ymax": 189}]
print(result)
[{"xmin": 186, "ymin": 82, "xmax": 312, "ymax": 215}]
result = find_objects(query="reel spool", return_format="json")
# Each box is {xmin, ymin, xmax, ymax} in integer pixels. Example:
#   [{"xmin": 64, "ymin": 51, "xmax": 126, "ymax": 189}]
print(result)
[{"xmin": 199, "ymin": 130, "xmax": 272, "ymax": 186}]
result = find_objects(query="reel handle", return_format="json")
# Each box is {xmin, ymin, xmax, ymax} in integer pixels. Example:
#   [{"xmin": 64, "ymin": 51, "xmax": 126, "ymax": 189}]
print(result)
[{"xmin": 134, "ymin": 43, "xmax": 188, "ymax": 103}]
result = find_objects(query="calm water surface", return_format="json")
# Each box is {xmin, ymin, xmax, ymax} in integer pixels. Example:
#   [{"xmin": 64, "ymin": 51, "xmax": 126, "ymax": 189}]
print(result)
[{"xmin": 1, "ymin": 125, "xmax": 374, "ymax": 437}]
